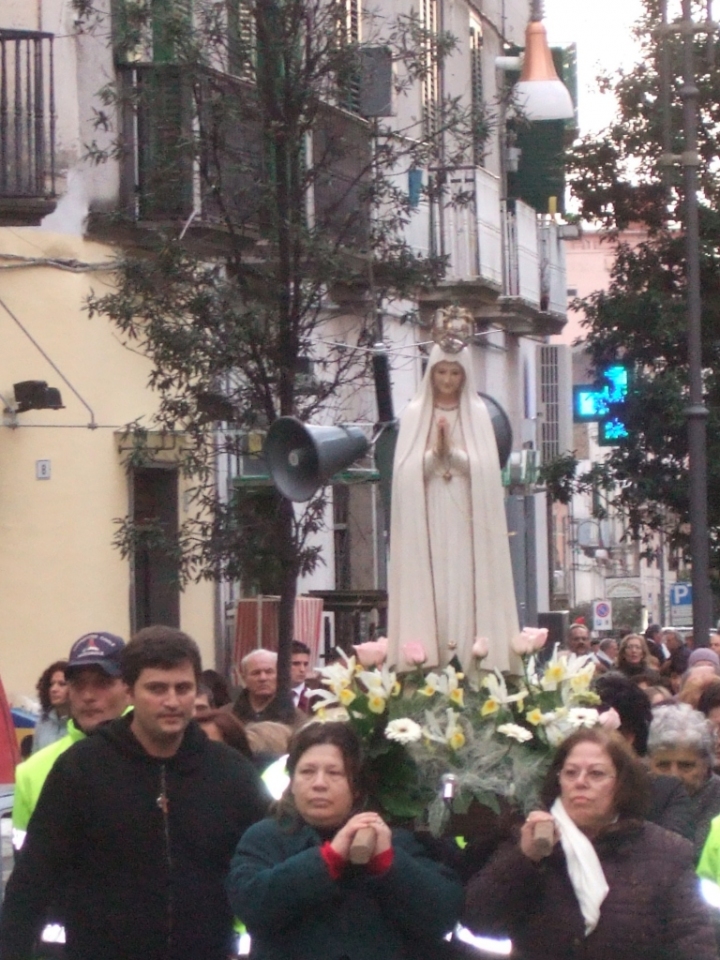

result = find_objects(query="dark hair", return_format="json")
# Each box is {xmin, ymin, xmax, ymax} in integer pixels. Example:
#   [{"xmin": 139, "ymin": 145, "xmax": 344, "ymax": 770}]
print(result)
[
  {"xmin": 195, "ymin": 682, "xmax": 215, "ymax": 708},
  {"xmin": 645, "ymin": 624, "xmax": 662, "ymax": 640},
  {"xmin": 196, "ymin": 709, "xmax": 252, "ymax": 758},
  {"xmin": 540, "ymin": 727, "xmax": 650, "ymax": 820},
  {"xmin": 697, "ymin": 681, "xmax": 720, "ymax": 718},
  {"xmin": 291, "ymin": 641, "xmax": 311, "ymax": 657},
  {"xmin": 594, "ymin": 673, "xmax": 652, "ymax": 755},
  {"xmin": 201, "ymin": 669, "xmax": 231, "ymax": 708},
  {"xmin": 122, "ymin": 626, "xmax": 202, "ymax": 688},
  {"xmin": 36, "ymin": 661, "xmax": 68, "ymax": 716},
  {"xmin": 276, "ymin": 722, "xmax": 366, "ymax": 823}
]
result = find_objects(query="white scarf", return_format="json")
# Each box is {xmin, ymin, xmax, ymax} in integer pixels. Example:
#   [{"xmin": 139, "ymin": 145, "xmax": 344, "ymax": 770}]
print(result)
[{"xmin": 550, "ymin": 798, "xmax": 609, "ymax": 935}]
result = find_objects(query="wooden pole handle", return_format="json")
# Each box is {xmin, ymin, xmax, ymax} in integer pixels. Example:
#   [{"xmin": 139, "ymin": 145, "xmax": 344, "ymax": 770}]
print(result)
[
  {"xmin": 349, "ymin": 826, "xmax": 377, "ymax": 865},
  {"xmin": 531, "ymin": 819, "xmax": 555, "ymax": 858}
]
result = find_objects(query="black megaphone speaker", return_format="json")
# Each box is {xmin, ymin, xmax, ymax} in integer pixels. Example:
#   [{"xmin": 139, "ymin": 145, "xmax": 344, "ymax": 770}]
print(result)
[{"xmin": 264, "ymin": 417, "xmax": 370, "ymax": 502}]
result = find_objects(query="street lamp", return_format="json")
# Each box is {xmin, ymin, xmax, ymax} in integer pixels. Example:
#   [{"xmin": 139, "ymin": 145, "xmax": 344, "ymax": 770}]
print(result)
[
  {"xmin": 658, "ymin": 0, "xmax": 715, "ymax": 643},
  {"xmin": 514, "ymin": 0, "xmax": 574, "ymax": 122}
]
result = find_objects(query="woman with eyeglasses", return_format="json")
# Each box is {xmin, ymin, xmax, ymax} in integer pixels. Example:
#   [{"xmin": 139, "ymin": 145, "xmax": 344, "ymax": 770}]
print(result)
[{"xmin": 464, "ymin": 728, "xmax": 717, "ymax": 960}]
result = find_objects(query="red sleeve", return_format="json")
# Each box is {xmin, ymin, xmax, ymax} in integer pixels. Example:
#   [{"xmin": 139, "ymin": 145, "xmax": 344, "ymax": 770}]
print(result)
[
  {"xmin": 367, "ymin": 847, "xmax": 394, "ymax": 875},
  {"xmin": 320, "ymin": 842, "xmax": 347, "ymax": 880}
]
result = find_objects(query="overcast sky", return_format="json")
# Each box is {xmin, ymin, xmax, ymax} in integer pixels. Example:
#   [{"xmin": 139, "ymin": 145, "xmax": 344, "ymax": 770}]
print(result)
[{"xmin": 542, "ymin": 0, "xmax": 646, "ymax": 132}]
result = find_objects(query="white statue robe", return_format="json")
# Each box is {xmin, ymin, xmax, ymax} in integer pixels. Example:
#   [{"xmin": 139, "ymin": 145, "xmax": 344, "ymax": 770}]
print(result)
[{"xmin": 387, "ymin": 345, "xmax": 521, "ymax": 675}]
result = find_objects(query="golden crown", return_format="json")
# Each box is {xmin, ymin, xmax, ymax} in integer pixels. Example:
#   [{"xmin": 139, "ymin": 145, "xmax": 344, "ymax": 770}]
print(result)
[{"xmin": 431, "ymin": 306, "xmax": 473, "ymax": 354}]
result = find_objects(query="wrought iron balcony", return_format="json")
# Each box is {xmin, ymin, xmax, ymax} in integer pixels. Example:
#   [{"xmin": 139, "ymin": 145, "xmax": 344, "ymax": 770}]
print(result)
[
  {"xmin": 0, "ymin": 29, "xmax": 56, "ymax": 224},
  {"xmin": 420, "ymin": 165, "xmax": 567, "ymax": 335}
]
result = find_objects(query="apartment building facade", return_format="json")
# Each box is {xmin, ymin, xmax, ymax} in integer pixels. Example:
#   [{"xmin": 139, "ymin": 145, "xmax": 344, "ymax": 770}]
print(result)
[{"xmin": 0, "ymin": 0, "xmax": 571, "ymax": 697}]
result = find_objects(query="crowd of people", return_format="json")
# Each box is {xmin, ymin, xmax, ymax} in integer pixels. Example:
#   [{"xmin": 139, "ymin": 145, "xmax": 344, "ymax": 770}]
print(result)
[{"xmin": 2, "ymin": 623, "xmax": 720, "ymax": 960}]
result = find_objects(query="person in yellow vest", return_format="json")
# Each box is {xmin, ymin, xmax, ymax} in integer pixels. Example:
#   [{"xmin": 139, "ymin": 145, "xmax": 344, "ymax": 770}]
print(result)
[{"xmin": 12, "ymin": 631, "xmax": 129, "ymax": 850}]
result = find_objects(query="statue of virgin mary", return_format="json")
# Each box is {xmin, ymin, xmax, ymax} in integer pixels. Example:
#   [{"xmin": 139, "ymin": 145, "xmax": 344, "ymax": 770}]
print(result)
[{"xmin": 387, "ymin": 340, "xmax": 520, "ymax": 675}]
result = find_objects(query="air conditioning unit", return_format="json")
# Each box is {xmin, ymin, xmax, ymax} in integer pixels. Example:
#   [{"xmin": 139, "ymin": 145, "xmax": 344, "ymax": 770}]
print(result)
[{"xmin": 537, "ymin": 343, "xmax": 573, "ymax": 464}]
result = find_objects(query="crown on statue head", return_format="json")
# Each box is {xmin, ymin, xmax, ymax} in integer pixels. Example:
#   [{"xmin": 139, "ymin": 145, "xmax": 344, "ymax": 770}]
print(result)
[{"xmin": 431, "ymin": 306, "xmax": 474, "ymax": 354}]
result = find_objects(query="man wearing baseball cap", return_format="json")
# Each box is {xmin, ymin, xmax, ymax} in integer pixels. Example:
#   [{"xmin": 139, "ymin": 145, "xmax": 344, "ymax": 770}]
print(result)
[{"xmin": 12, "ymin": 631, "xmax": 129, "ymax": 849}]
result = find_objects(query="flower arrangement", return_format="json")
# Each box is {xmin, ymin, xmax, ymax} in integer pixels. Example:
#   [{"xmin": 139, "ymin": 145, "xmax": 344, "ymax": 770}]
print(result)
[{"xmin": 312, "ymin": 630, "xmax": 610, "ymax": 835}]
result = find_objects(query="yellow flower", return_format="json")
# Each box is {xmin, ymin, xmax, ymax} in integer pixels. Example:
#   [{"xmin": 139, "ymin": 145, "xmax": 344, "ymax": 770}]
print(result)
[
  {"xmin": 570, "ymin": 671, "xmax": 593, "ymax": 693},
  {"xmin": 391, "ymin": 681, "xmax": 401, "ymax": 697},
  {"xmin": 543, "ymin": 663, "xmax": 567, "ymax": 688},
  {"xmin": 526, "ymin": 707, "xmax": 543, "ymax": 726},
  {"xmin": 339, "ymin": 688, "xmax": 356, "ymax": 707},
  {"xmin": 368, "ymin": 694, "xmax": 387, "ymax": 714},
  {"xmin": 448, "ymin": 730, "xmax": 466, "ymax": 751},
  {"xmin": 456, "ymin": 673, "xmax": 465, "ymax": 681},
  {"xmin": 316, "ymin": 707, "xmax": 327, "ymax": 720},
  {"xmin": 355, "ymin": 663, "xmax": 364, "ymax": 675},
  {"xmin": 449, "ymin": 687, "xmax": 464, "ymax": 708},
  {"xmin": 481, "ymin": 698, "xmax": 500, "ymax": 717},
  {"xmin": 420, "ymin": 685, "xmax": 437, "ymax": 697}
]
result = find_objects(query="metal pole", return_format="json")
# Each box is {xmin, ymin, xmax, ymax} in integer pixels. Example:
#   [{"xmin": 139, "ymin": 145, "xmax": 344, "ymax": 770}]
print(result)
[{"xmin": 680, "ymin": 0, "xmax": 712, "ymax": 643}]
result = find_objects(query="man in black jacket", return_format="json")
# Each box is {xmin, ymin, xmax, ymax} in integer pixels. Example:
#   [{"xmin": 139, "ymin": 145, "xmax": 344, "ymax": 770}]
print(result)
[{"xmin": 0, "ymin": 626, "xmax": 269, "ymax": 960}]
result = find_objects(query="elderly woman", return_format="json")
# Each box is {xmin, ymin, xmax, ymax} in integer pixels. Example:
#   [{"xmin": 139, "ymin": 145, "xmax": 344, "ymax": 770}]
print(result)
[
  {"xmin": 648, "ymin": 703, "xmax": 720, "ymax": 859},
  {"xmin": 464, "ymin": 728, "xmax": 717, "ymax": 960},
  {"xmin": 227, "ymin": 722, "xmax": 463, "ymax": 960},
  {"xmin": 616, "ymin": 634, "xmax": 657, "ymax": 677}
]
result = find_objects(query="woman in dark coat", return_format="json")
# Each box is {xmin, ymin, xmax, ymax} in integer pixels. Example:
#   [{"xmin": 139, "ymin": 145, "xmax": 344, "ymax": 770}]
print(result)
[
  {"xmin": 227, "ymin": 721, "xmax": 463, "ymax": 960},
  {"xmin": 464, "ymin": 728, "xmax": 718, "ymax": 960}
]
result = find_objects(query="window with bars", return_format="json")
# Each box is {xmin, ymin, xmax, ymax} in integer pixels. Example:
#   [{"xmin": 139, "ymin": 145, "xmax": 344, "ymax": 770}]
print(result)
[
  {"xmin": 470, "ymin": 15, "xmax": 485, "ymax": 165},
  {"xmin": 420, "ymin": 0, "xmax": 439, "ymax": 138}
]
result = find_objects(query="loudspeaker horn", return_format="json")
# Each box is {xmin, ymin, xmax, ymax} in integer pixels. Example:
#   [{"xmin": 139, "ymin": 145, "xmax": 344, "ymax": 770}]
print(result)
[{"xmin": 264, "ymin": 417, "xmax": 370, "ymax": 502}]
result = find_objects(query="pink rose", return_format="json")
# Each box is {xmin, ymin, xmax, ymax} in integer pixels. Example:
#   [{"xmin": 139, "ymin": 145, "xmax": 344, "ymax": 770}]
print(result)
[
  {"xmin": 472, "ymin": 637, "xmax": 489, "ymax": 660},
  {"xmin": 599, "ymin": 707, "xmax": 621, "ymax": 731},
  {"xmin": 353, "ymin": 637, "xmax": 389, "ymax": 668},
  {"xmin": 402, "ymin": 641, "xmax": 428, "ymax": 666},
  {"xmin": 510, "ymin": 627, "xmax": 549, "ymax": 656}
]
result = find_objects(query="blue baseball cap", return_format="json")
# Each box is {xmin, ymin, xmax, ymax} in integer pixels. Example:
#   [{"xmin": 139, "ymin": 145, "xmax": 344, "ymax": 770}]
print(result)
[{"xmin": 66, "ymin": 632, "xmax": 125, "ymax": 677}]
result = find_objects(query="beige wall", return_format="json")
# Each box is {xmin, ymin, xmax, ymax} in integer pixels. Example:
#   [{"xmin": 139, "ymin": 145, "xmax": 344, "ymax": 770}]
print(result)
[
  {"xmin": 0, "ymin": 229, "xmax": 215, "ymax": 703},
  {"xmin": 556, "ymin": 227, "xmax": 648, "ymax": 346}
]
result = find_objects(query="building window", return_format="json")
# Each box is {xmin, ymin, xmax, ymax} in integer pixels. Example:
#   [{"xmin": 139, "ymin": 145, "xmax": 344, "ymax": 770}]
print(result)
[
  {"xmin": 132, "ymin": 467, "xmax": 181, "ymax": 630},
  {"xmin": 420, "ymin": 0, "xmax": 439, "ymax": 139},
  {"xmin": 469, "ymin": 15, "xmax": 485, "ymax": 166}
]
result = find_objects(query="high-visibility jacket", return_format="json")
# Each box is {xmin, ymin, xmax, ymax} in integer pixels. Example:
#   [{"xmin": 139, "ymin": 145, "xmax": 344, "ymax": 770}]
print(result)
[
  {"xmin": 12, "ymin": 719, "xmax": 85, "ymax": 848},
  {"xmin": 698, "ymin": 812, "xmax": 720, "ymax": 882}
]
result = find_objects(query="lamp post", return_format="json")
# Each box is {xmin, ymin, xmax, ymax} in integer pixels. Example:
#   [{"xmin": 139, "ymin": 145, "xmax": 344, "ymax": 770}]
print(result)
[{"xmin": 658, "ymin": 0, "xmax": 714, "ymax": 643}]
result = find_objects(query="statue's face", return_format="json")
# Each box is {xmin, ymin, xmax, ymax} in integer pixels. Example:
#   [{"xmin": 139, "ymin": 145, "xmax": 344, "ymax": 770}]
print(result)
[{"xmin": 431, "ymin": 361, "xmax": 465, "ymax": 404}]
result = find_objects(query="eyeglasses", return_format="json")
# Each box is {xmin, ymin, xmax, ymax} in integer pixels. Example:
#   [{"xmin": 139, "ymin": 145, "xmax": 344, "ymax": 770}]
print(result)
[{"xmin": 559, "ymin": 768, "xmax": 616, "ymax": 785}]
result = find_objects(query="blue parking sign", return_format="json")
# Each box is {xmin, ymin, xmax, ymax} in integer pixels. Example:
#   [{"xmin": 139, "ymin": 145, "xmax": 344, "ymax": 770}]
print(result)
[{"xmin": 669, "ymin": 583, "xmax": 692, "ymax": 627}]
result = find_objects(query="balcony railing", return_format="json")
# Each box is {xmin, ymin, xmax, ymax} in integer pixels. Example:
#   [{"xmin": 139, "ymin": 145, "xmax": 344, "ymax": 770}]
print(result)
[
  {"xmin": 539, "ymin": 220, "xmax": 567, "ymax": 316},
  {"xmin": 504, "ymin": 198, "xmax": 540, "ymax": 307},
  {"xmin": 0, "ymin": 30, "xmax": 55, "ymax": 200},
  {"xmin": 425, "ymin": 166, "xmax": 567, "ymax": 329},
  {"xmin": 431, "ymin": 165, "xmax": 503, "ymax": 290}
]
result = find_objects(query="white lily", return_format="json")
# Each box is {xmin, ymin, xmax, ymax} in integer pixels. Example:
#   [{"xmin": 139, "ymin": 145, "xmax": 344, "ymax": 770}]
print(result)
[
  {"xmin": 358, "ymin": 663, "xmax": 398, "ymax": 699},
  {"xmin": 318, "ymin": 654, "xmax": 357, "ymax": 697},
  {"xmin": 482, "ymin": 670, "xmax": 527, "ymax": 707}
]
